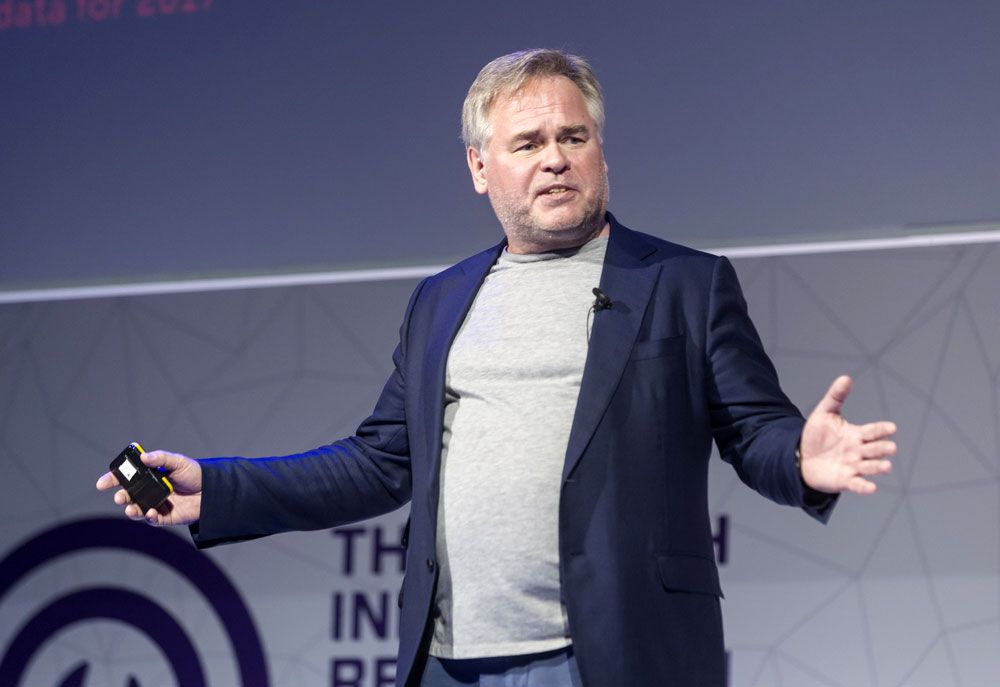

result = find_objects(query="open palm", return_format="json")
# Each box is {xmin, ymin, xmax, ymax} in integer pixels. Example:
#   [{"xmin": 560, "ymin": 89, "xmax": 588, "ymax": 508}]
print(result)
[{"xmin": 799, "ymin": 375, "xmax": 897, "ymax": 495}]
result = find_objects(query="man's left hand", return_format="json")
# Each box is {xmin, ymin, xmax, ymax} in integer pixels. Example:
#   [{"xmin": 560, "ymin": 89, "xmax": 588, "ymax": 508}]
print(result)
[{"xmin": 800, "ymin": 375, "xmax": 896, "ymax": 495}]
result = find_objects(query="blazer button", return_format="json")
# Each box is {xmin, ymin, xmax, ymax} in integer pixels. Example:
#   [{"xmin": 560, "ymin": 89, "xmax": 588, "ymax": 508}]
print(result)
[{"xmin": 426, "ymin": 558, "xmax": 435, "ymax": 571}]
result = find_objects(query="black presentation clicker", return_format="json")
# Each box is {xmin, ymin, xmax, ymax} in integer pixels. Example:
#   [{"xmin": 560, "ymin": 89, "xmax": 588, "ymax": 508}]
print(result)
[{"xmin": 109, "ymin": 442, "xmax": 174, "ymax": 512}]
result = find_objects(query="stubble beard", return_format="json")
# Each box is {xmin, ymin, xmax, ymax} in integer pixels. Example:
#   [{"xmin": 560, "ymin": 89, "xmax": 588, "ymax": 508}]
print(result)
[{"xmin": 492, "ymin": 176, "xmax": 610, "ymax": 254}]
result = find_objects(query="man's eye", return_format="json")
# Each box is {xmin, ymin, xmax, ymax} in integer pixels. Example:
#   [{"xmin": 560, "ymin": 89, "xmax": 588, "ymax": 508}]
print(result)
[{"xmin": 516, "ymin": 142, "xmax": 537, "ymax": 152}]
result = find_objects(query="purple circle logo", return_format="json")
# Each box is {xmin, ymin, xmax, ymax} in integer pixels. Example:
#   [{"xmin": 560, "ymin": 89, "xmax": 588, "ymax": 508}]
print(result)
[{"xmin": 0, "ymin": 517, "xmax": 269, "ymax": 686}]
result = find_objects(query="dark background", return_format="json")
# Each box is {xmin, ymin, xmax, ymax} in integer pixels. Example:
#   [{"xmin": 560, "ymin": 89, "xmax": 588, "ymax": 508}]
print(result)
[{"xmin": 3, "ymin": 0, "xmax": 999, "ymax": 291}]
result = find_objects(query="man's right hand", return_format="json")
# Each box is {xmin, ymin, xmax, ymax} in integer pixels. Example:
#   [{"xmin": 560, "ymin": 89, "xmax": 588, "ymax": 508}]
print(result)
[{"xmin": 96, "ymin": 450, "xmax": 203, "ymax": 527}]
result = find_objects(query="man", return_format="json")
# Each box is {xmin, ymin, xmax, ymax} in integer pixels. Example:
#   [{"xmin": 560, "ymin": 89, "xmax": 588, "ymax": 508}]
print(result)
[{"xmin": 98, "ymin": 49, "xmax": 897, "ymax": 686}]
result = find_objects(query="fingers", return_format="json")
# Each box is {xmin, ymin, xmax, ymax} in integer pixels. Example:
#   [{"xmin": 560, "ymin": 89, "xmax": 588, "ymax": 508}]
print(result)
[
  {"xmin": 95, "ymin": 471, "xmax": 120, "ymax": 490},
  {"xmin": 846, "ymin": 476, "xmax": 878, "ymax": 496},
  {"xmin": 100, "ymin": 453, "xmax": 178, "ymax": 526},
  {"xmin": 140, "ymin": 450, "xmax": 183, "ymax": 470},
  {"xmin": 815, "ymin": 375, "xmax": 852, "ymax": 415},
  {"xmin": 119, "ymin": 490, "xmax": 142, "ymax": 520},
  {"xmin": 97, "ymin": 450, "xmax": 181, "ymax": 491},
  {"xmin": 123, "ymin": 503, "xmax": 144, "ymax": 520},
  {"xmin": 860, "ymin": 439, "xmax": 897, "ymax": 460},
  {"xmin": 114, "ymin": 487, "xmax": 167, "ymax": 526},
  {"xmin": 142, "ymin": 450, "xmax": 202, "ymax": 493},
  {"xmin": 122, "ymin": 502, "xmax": 166, "ymax": 526},
  {"xmin": 860, "ymin": 421, "xmax": 897, "ymax": 442},
  {"xmin": 856, "ymin": 458, "xmax": 893, "ymax": 476}
]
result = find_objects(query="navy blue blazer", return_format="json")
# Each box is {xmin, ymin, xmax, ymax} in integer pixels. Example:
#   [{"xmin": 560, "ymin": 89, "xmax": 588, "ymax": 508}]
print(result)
[{"xmin": 194, "ymin": 214, "xmax": 834, "ymax": 686}]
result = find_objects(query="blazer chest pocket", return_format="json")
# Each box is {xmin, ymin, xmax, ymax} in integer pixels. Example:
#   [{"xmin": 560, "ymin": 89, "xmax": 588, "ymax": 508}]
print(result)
[
  {"xmin": 630, "ymin": 333, "xmax": 686, "ymax": 361},
  {"xmin": 656, "ymin": 553, "xmax": 724, "ymax": 598}
]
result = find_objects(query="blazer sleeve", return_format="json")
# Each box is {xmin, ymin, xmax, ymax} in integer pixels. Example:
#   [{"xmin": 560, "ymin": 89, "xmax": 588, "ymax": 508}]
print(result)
[
  {"xmin": 190, "ymin": 279, "xmax": 427, "ymax": 548},
  {"xmin": 704, "ymin": 257, "xmax": 836, "ymax": 522}
]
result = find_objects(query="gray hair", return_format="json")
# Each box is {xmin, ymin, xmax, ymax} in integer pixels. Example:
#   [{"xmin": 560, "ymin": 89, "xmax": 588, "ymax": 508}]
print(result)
[{"xmin": 461, "ymin": 48, "xmax": 605, "ymax": 151}]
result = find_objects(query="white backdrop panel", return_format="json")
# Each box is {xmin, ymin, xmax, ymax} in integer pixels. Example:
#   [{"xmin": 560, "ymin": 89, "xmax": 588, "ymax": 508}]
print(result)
[{"xmin": 0, "ymin": 241, "xmax": 997, "ymax": 686}]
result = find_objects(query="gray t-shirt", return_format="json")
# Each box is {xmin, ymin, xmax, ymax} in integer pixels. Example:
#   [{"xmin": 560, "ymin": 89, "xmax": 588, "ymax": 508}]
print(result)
[{"xmin": 429, "ymin": 235, "xmax": 608, "ymax": 658}]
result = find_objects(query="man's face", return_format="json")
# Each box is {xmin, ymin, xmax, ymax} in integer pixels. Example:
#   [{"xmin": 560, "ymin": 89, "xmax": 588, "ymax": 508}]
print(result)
[{"xmin": 467, "ymin": 76, "xmax": 609, "ymax": 254}]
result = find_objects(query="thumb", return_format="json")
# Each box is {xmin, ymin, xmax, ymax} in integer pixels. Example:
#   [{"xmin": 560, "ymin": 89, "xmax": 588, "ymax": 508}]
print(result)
[
  {"xmin": 140, "ymin": 450, "xmax": 188, "ymax": 472},
  {"xmin": 814, "ymin": 375, "xmax": 852, "ymax": 416}
]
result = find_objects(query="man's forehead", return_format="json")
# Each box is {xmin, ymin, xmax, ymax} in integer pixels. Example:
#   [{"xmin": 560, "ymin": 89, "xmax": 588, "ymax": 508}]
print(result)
[
  {"xmin": 495, "ymin": 75, "xmax": 580, "ymax": 108},
  {"xmin": 490, "ymin": 76, "xmax": 592, "ymax": 127}
]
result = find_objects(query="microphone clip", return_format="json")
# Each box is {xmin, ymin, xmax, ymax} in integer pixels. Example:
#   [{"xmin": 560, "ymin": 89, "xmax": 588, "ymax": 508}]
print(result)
[{"xmin": 592, "ymin": 287, "xmax": 613, "ymax": 312}]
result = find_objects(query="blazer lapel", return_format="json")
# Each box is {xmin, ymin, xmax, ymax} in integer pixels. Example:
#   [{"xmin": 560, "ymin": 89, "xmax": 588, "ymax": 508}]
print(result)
[
  {"xmin": 417, "ymin": 241, "xmax": 504, "ymax": 513},
  {"xmin": 562, "ymin": 218, "xmax": 661, "ymax": 482}
]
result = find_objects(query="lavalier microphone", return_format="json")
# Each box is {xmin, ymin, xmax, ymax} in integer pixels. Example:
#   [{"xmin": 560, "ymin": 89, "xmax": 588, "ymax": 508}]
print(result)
[{"xmin": 592, "ymin": 287, "xmax": 613, "ymax": 311}]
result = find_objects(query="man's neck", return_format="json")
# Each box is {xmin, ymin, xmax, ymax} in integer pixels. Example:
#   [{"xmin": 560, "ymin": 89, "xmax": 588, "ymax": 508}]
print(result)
[{"xmin": 505, "ymin": 221, "xmax": 610, "ymax": 255}]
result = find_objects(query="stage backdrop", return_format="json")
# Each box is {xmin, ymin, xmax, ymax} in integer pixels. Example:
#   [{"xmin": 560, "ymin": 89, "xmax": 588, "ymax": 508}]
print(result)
[
  {"xmin": 4, "ymin": 0, "xmax": 1000, "ymax": 294},
  {"xmin": 1, "ymin": 236, "xmax": 997, "ymax": 686}
]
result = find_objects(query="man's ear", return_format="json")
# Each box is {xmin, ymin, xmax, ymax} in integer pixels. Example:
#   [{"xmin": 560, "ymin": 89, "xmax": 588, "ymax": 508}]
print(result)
[{"xmin": 467, "ymin": 146, "xmax": 489, "ymax": 195}]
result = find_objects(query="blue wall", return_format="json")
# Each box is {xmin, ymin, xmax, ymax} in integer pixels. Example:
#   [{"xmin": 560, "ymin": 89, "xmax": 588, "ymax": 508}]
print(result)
[{"xmin": 3, "ymin": 0, "xmax": 999, "ymax": 290}]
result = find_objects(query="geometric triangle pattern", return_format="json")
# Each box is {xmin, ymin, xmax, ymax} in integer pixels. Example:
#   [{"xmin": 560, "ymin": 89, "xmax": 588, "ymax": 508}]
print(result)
[
  {"xmin": 724, "ymin": 242, "xmax": 999, "ymax": 686},
  {"xmin": 0, "ymin": 281, "xmax": 418, "ymax": 684},
  {"xmin": 1, "ymin": 241, "xmax": 997, "ymax": 685}
]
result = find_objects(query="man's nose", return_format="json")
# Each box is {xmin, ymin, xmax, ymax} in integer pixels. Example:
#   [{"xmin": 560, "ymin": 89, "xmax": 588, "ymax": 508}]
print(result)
[{"xmin": 540, "ymin": 143, "xmax": 570, "ymax": 174}]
